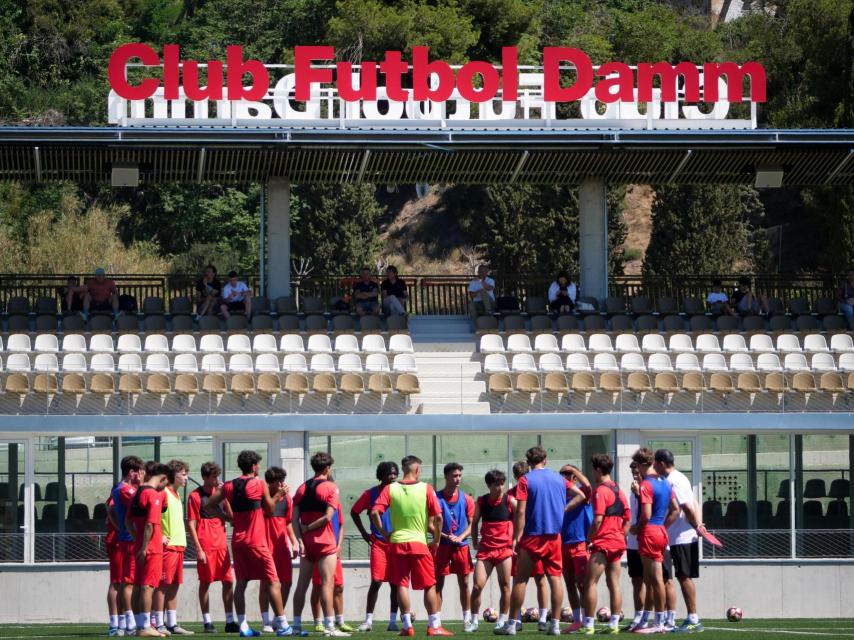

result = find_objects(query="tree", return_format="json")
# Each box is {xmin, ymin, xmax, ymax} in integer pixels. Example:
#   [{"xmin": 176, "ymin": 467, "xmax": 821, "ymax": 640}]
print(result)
[{"xmin": 643, "ymin": 185, "xmax": 766, "ymax": 275}]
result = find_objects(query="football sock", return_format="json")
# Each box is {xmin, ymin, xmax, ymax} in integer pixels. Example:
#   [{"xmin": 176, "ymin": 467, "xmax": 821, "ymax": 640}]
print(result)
[
  {"xmin": 549, "ymin": 619, "xmax": 560, "ymax": 633},
  {"xmin": 125, "ymin": 611, "xmax": 136, "ymax": 630},
  {"xmin": 142, "ymin": 612, "xmax": 152, "ymax": 629},
  {"xmin": 226, "ymin": 613, "xmax": 235, "ymax": 624},
  {"xmin": 262, "ymin": 612, "xmax": 271, "ymax": 626},
  {"xmin": 666, "ymin": 610, "xmax": 676, "ymax": 626},
  {"xmin": 655, "ymin": 612, "xmax": 666, "ymax": 627},
  {"xmin": 154, "ymin": 611, "xmax": 164, "ymax": 628},
  {"xmin": 402, "ymin": 613, "xmax": 412, "ymax": 630},
  {"xmin": 687, "ymin": 613, "xmax": 699, "ymax": 624},
  {"xmin": 238, "ymin": 616, "xmax": 250, "ymax": 633},
  {"xmin": 110, "ymin": 615, "xmax": 119, "ymax": 628},
  {"xmin": 463, "ymin": 610, "xmax": 471, "ymax": 624},
  {"xmin": 639, "ymin": 611, "xmax": 651, "ymax": 626},
  {"xmin": 631, "ymin": 611, "xmax": 643, "ymax": 625},
  {"xmin": 275, "ymin": 615, "xmax": 288, "ymax": 629},
  {"xmin": 583, "ymin": 617, "xmax": 595, "ymax": 629},
  {"xmin": 324, "ymin": 616, "xmax": 334, "ymax": 630},
  {"xmin": 202, "ymin": 613, "xmax": 212, "ymax": 625},
  {"xmin": 365, "ymin": 613, "xmax": 374, "ymax": 624},
  {"xmin": 335, "ymin": 615, "xmax": 344, "ymax": 625},
  {"xmin": 428, "ymin": 613, "xmax": 441, "ymax": 630},
  {"xmin": 314, "ymin": 619, "xmax": 323, "ymax": 627},
  {"xmin": 118, "ymin": 616, "xmax": 127, "ymax": 630},
  {"xmin": 574, "ymin": 608, "xmax": 583, "ymax": 624},
  {"xmin": 167, "ymin": 611, "xmax": 177, "ymax": 628},
  {"xmin": 497, "ymin": 613, "xmax": 508, "ymax": 625},
  {"xmin": 389, "ymin": 612, "xmax": 397, "ymax": 625},
  {"xmin": 472, "ymin": 613, "xmax": 480, "ymax": 624},
  {"xmin": 609, "ymin": 615, "xmax": 620, "ymax": 628},
  {"xmin": 293, "ymin": 616, "xmax": 302, "ymax": 628},
  {"xmin": 539, "ymin": 609, "xmax": 549, "ymax": 623}
]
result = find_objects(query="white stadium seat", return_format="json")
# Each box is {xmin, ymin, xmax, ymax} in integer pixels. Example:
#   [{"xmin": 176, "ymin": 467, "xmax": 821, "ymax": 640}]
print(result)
[
  {"xmin": 511, "ymin": 353, "xmax": 537, "ymax": 373},
  {"xmin": 89, "ymin": 334, "xmax": 115, "ymax": 353},
  {"xmin": 749, "ymin": 334, "xmax": 775, "ymax": 353},
  {"xmin": 279, "ymin": 334, "xmax": 304, "ymax": 353},
  {"xmin": 172, "ymin": 334, "xmax": 197, "ymax": 353},
  {"xmin": 757, "ymin": 353, "xmax": 783, "ymax": 372},
  {"xmin": 648, "ymin": 353, "xmax": 675, "ymax": 373},
  {"xmin": 479, "ymin": 334, "xmax": 505, "ymax": 354},
  {"xmin": 729, "ymin": 353, "xmax": 755, "ymax": 372},
  {"xmin": 7, "ymin": 334, "xmax": 31, "ymax": 353},
  {"xmin": 565, "ymin": 353, "xmax": 592, "ymax": 372},
  {"xmin": 117, "ymin": 334, "xmax": 142, "ymax": 353},
  {"xmin": 117, "ymin": 354, "xmax": 143, "ymax": 373},
  {"xmin": 61, "ymin": 334, "xmax": 88, "ymax": 353},
  {"xmin": 811, "ymin": 353, "xmax": 837, "ymax": 372},
  {"xmin": 702, "ymin": 353, "xmax": 728, "ymax": 371},
  {"xmin": 392, "ymin": 353, "xmax": 418, "ymax": 373},
  {"xmin": 199, "ymin": 334, "xmax": 225, "ymax": 353},
  {"xmin": 282, "ymin": 354, "xmax": 308, "ymax": 373},
  {"xmin": 593, "ymin": 353, "xmax": 619, "ymax": 372},
  {"xmin": 309, "ymin": 354, "xmax": 335, "ymax": 373},
  {"xmin": 143, "ymin": 335, "xmax": 169, "ymax": 353},
  {"xmin": 588, "ymin": 334, "xmax": 614, "ymax": 353},
  {"xmin": 307, "ymin": 335, "xmax": 333, "ymax": 354},
  {"xmin": 695, "ymin": 334, "xmax": 721, "ymax": 353},
  {"xmin": 249, "ymin": 334, "xmax": 277, "ymax": 353},
  {"xmin": 538, "ymin": 353, "xmax": 564, "ymax": 372},
  {"xmin": 803, "ymin": 334, "xmax": 830, "ymax": 353},
  {"xmin": 365, "ymin": 353, "xmax": 391, "ymax": 372},
  {"xmin": 34, "ymin": 353, "xmax": 59, "ymax": 372},
  {"xmin": 620, "ymin": 353, "xmax": 646, "ymax": 372},
  {"xmin": 641, "ymin": 334, "xmax": 668, "ymax": 353},
  {"xmin": 507, "ymin": 334, "xmax": 533, "ymax": 353},
  {"xmin": 173, "ymin": 353, "xmax": 199, "ymax": 373},
  {"xmin": 615, "ymin": 334, "xmax": 641, "ymax": 353},
  {"xmin": 34, "ymin": 334, "xmax": 59, "ymax": 353},
  {"xmin": 776, "ymin": 334, "xmax": 802, "ymax": 353},
  {"xmin": 201, "ymin": 354, "xmax": 226, "ymax": 373},
  {"xmin": 561, "ymin": 334, "xmax": 587, "ymax": 353},
  {"xmin": 722, "ymin": 334, "xmax": 748, "ymax": 353},
  {"xmin": 90, "ymin": 354, "xmax": 116, "ymax": 373},
  {"xmin": 838, "ymin": 353, "xmax": 854, "ymax": 371},
  {"xmin": 257, "ymin": 353, "xmax": 283, "ymax": 372},
  {"xmin": 674, "ymin": 353, "xmax": 701, "ymax": 372},
  {"xmin": 337, "ymin": 353, "xmax": 363, "ymax": 373},
  {"xmin": 388, "ymin": 334, "xmax": 414, "ymax": 353},
  {"xmin": 830, "ymin": 334, "xmax": 854, "ymax": 353},
  {"xmin": 334, "ymin": 334, "xmax": 360, "ymax": 353},
  {"xmin": 226, "ymin": 334, "xmax": 252, "ymax": 354},
  {"xmin": 61, "ymin": 353, "xmax": 87, "ymax": 373},
  {"xmin": 228, "ymin": 353, "xmax": 255, "ymax": 373},
  {"xmin": 668, "ymin": 334, "xmax": 694, "ymax": 353},
  {"xmin": 361, "ymin": 335, "xmax": 387, "ymax": 353},
  {"xmin": 5, "ymin": 353, "xmax": 30, "ymax": 372},
  {"xmin": 483, "ymin": 354, "xmax": 510, "ymax": 373},
  {"xmin": 783, "ymin": 353, "xmax": 809, "ymax": 372},
  {"xmin": 145, "ymin": 353, "xmax": 171, "ymax": 372},
  {"xmin": 533, "ymin": 334, "xmax": 559, "ymax": 353}
]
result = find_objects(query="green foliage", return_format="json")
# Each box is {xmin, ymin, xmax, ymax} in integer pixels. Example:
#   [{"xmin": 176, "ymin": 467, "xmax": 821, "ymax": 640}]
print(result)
[
  {"xmin": 643, "ymin": 185, "xmax": 767, "ymax": 275},
  {"xmin": 801, "ymin": 186, "xmax": 854, "ymax": 272},
  {"xmin": 290, "ymin": 183, "xmax": 385, "ymax": 273}
]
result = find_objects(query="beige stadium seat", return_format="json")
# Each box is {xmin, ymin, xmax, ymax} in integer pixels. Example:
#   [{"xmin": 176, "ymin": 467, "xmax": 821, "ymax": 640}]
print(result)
[
  {"xmin": 654, "ymin": 372, "xmax": 680, "ymax": 394},
  {"xmin": 284, "ymin": 373, "xmax": 310, "ymax": 395},
  {"xmin": 202, "ymin": 373, "xmax": 227, "ymax": 395},
  {"xmin": 368, "ymin": 373, "xmax": 393, "ymax": 395},
  {"xmin": 395, "ymin": 374, "xmax": 421, "ymax": 407},
  {"xmin": 118, "ymin": 373, "xmax": 142, "ymax": 395},
  {"xmin": 340, "ymin": 373, "xmax": 365, "ymax": 396},
  {"xmin": 792, "ymin": 372, "xmax": 817, "ymax": 394},
  {"xmin": 820, "ymin": 372, "xmax": 845, "ymax": 393},
  {"xmin": 599, "ymin": 372, "xmax": 623, "ymax": 393},
  {"xmin": 544, "ymin": 372, "xmax": 569, "ymax": 394},
  {"xmin": 736, "ymin": 372, "xmax": 762, "ymax": 394},
  {"xmin": 515, "ymin": 372, "xmax": 540, "ymax": 394},
  {"xmin": 5, "ymin": 373, "xmax": 29, "ymax": 396},
  {"xmin": 709, "ymin": 372, "xmax": 734, "ymax": 395},
  {"xmin": 570, "ymin": 372, "xmax": 595, "ymax": 393},
  {"xmin": 681, "ymin": 372, "xmax": 705, "ymax": 393},
  {"xmin": 764, "ymin": 372, "xmax": 788, "ymax": 394},
  {"xmin": 146, "ymin": 373, "xmax": 171, "ymax": 396},
  {"xmin": 230, "ymin": 373, "xmax": 256, "ymax": 397},
  {"xmin": 34, "ymin": 373, "xmax": 58, "ymax": 395},
  {"xmin": 91, "ymin": 373, "xmax": 115, "ymax": 395},
  {"xmin": 627, "ymin": 372, "xmax": 652, "ymax": 393},
  {"xmin": 61, "ymin": 373, "xmax": 86, "ymax": 396},
  {"xmin": 312, "ymin": 373, "xmax": 337, "ymax": 397},
  {"xmin": 258, "ymin": 373, "xmax": 282, "ymax": 396},
  {"xmin": 488, "ymin": 373, "xmax": 513, "ymax": 395},
  {"xmin": 847, "ymin": 373, "xmax": 854, "ymax": 392}
]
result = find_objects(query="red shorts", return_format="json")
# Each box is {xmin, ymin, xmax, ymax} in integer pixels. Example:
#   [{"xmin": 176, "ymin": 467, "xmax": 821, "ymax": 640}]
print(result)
[
  {"xmin": 197, "ymin": 546, "xmax": 234, "ymax": 584},
  {"xmin": 388, "ymin": 543, "xmax": 436, "ymax": 590},
  {"xmin": 107, "ymin": 542, "xmax": 122, "ymax": 584},
  {"xmin": 272, "ymin": 544, "xmax": 293, "ymax": 584},
  {"xmin": 511, "ymin": 554, "xmax": 544, "ymax": 577},
  {"xmin": 160, "ymin": 547, "xmax": 184, "ymax": 585},
  {"xmin": 476, "ymin": 547, "xmax": 513, "ymax": 563},
  {"xmin": 312, "ymin": 555, "xmax": 343, "ymax": 586},
  {"xmin": 518, "ymin": 534, "xmax": 562, "ymax": 577},
  {"xmin": 370, "ymin": 538, "xmax": 390, "ymax": 582},
  {"xmin": 434, "ymin": 544, "xmax": 473, "ymax": 576},
  {"xmin": 589, "ymin": 543, "xmax": 624, "ymax": 564},
  {"xmin": 232, "ymin": 542, "xmax": 279, "ymax": 582},
  {"xmin": 134, "ymin": 551, "xmax": 164, "ymax": 588},
  {"xmin": 561, "ymin": 542, "xmax": 589, "ymax": 577},
  {"xmin": 638, "ymin": 525, "xmax": 669, "ymax": 562},
  {"xmin": 304, "ymin": 540, "xmax": 338, "ymax": 563},
  {"xmin": 120, "ymin": 541, "xmax": 137, "ymax": 584}
]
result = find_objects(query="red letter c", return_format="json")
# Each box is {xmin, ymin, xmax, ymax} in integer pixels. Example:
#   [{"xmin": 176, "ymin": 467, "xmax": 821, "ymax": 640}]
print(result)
[{"xmin": 108, "ymin": 43, "xmax": 161, "ymax": 100}]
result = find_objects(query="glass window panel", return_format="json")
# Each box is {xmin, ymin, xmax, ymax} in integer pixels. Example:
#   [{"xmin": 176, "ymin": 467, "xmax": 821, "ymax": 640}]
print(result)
[
  {"xmin": 701, "ymin": 435, "xmax": 748, "ymax": 526},
  {"xmin": 436, "ymin": 434, "xmax": 508, "ymax": 498},
  {"xmin": 221, "ymin": 442, "xmax": 269, "ymax": 481},
  {"xmin": 121, "ymin": 436, "xmax": 157, "ymax": 462},
  {"xmin": 797, "ymin": 435, "xmax": 851, "ymax": 558},
  {"xmin": 407, "ymin": 435, "xmax": 435, "ymax": 485},
  {"xmin": 0, "ymin": 441, "xmax": 25, "ymax": 562},
  {"xmin": 160, "ymin": 436, "xmax": 213, "ymax": 507}
]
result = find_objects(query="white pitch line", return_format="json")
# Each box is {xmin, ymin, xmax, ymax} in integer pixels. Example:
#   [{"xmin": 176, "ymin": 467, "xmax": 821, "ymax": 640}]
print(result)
[{"xmin": 706, "ymin": 626, "xmax": 854, "ymax": 637}]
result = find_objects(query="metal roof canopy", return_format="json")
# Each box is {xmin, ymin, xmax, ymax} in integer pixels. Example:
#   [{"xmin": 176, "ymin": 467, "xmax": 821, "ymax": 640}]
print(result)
[{"xmin": 0, "ymin": 126, "xmax": 853, "ymax": 185}]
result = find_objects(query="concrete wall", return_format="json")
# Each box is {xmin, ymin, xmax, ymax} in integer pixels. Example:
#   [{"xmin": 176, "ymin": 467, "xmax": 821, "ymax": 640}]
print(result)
[{"xmin": 2, "ymin": 562, "xmax": 853, "ymax": 624}]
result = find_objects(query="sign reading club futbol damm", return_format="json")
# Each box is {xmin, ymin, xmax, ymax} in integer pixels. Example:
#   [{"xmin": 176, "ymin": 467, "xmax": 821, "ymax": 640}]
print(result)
[{"xmin": 107, "ymin": 44, "xmax": 766, "ymax": 129}]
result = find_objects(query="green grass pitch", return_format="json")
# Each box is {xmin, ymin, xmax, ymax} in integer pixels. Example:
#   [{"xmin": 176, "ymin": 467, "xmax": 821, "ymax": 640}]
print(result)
[{"xmin": 4, "ymin": 620, "xmax": 854, "ymax": 639}]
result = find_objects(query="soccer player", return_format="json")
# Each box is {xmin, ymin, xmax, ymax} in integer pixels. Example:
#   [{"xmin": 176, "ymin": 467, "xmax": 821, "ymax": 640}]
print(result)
[
  {"xmin": 350, "ymin": 461, "xmax": 401, "ymax": 632},
  {"xmin": 469, "ymin": 469, "xmax": 516, "ymax": 632},
  {"xmin": 309, "ymin": 503, "xmax": 352, "ymax": 632},
  {"xmin": 370, "ymin": 455, "xmax": 452, "ymax": 637},
  {"xmin": 105, "ymin": 494, "xmax": 123, "ymax": 637},
  {"xmin": 558, "ymin": 464, "xmax": 593, "ymax": 633},
  {"xmin": 435, "ymin": 462, "xmax": 475, "ymax": 629},
  {"xmin": 205, "ymin": 450, "xmax": 291, "ymax": 637},
  {"xmin": 291, "ymin": 452, "xmax": 348, "ymax": 637},
  {"xmin": 127, "ymin": 461, "xmax": 170, "ymax": 638},
  {"xmin": 507, "ymin": 461, "xmax": 548, "ymax": 632},
  {"xmin": 632, "ymin": 448, "xmax": 679, "ymax": 634},
  {"xmin": 579, "ymin": 454, "xmax": 630, "ymax": 635},
  {"xmin": 261, "ymin": 466, "xmax": 299, "ymax": 634},
  {"xmin": 152, "ymin": 460, "xmax": 193, "ymax": 635},
  {"xmin": 495, "ymin": 446, "xmax": 567, "ymax": 637},
  {"xmin": 187, "ymin": 461, "xmax": 239, "ymax": 634},
  {"xmin": 654, "ymin": 449, "xmax": 706, "ymax": 634},
  {"xmin": 107, "ymin": 455, "xmax": 144, "ymax": 636}
]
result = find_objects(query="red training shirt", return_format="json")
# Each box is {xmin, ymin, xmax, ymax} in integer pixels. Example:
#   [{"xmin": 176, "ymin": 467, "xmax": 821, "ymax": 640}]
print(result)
[
  {"xmin": 477, "ymin": 493, "xmax": 513, "ymax": 550},
  {"xmin": 187, "ymin": 487, "xmax": 228, "ymax": 550},
  {"xmin": 293, "ymin": 477, "xmax": 340, "ymax": 550},
  {"xmin": 105, "ymin": 496, "xmax": 117, "ymax": 546},
  {"xmin": 221, "ymin": 476, "xmax": 268, "ymax": 548},
  {"xmin": 132, "ymin": 487, "xmax": 165, "ymax": 555},
  {"xmin": 373, "ymin": 480, "xmax": 442, "ymax": 555},
  {"xmin": 265, "ymin": 493, "xmax": 294, "ymax": 551},
  {"xmin": 590, "ymin": 482, "xmax": 631, "ymax": 550}
]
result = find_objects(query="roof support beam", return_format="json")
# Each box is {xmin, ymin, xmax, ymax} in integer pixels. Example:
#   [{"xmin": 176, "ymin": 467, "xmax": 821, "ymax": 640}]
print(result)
[
  {"xmin": 196, "ymin": 147, "xmax": 206, "ymax": 183},
  {"xmin": 509, "ymin": 150, "xmax": 530, "ymax": 183},
  {"xmin": 33, "ymin": 147, "xmax": 41, "ymax": 183},
  {"xmin": 824, "ymin": 149, "xmax": 853, "ymax": 184},
  {"xmin": 666, "ymin": 149, "xmax": 692, "ymax": 183},
  {"xmin": 356, "ymin": 149, "xmax": 370, "ymax": 183}
]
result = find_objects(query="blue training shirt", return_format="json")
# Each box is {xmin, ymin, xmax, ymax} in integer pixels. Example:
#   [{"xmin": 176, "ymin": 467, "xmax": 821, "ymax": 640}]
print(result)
[
  {"xmin": 368, "ymin": 485, "xmax": 393, "ymax": 540},
  {"xmin": 641, "ymin": 475, "xmax": 673, "ymax": 526},
  {"xmin": 561, "ymin": 484, "xmax": 593, "ymax": 544},
  {"xmin": 110, "ymin": 481, "xmax": 133, "ymax": 543},
  {"xmin": 521, "ymin": 468, "xmax": 568, "ymax": 536},
  {"xmin": 438, "ymin": 489, "xmax": 470, "ymax": 546}
]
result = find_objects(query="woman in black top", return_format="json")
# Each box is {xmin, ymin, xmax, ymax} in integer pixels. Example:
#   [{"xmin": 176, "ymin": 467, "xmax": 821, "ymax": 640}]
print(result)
[
  {"xmin": 195, "ymin": 264, "xmax": 222, "ymax": 316},
  {"xmin": 380, "ymin": 266, "xmax": 407, "ymax": 316}
]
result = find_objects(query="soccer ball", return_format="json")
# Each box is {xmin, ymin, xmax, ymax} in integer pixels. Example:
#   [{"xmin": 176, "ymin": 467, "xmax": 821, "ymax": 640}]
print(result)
[
  {"xmin": 524, "ymin": 607, "xmax": 539, "ymax": 622},
  {"xmin": 727, "ymin": 607, "xmax": 743, "ymax": 622},
  {"xmin": 483, "ymin": 608, "xmax": 498, "ymax": 623},
  {"xmin": 560, "ymin": 607, "xmax": 573, "ymax": 623},
  {"xmin": 596, "ymin": 607, "xmax": 611, "ymax": 623}
]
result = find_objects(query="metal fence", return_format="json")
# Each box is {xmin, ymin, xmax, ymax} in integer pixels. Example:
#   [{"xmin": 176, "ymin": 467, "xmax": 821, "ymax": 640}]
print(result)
[{"xmin": 0, "ymin": 273, "xmax": 842, "ymax": 316}]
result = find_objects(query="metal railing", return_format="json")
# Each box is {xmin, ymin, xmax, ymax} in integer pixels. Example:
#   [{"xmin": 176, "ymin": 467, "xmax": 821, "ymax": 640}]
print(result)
[{"xmin": 0, "ymin": 273, "xmax": 842, "ymax": 317}]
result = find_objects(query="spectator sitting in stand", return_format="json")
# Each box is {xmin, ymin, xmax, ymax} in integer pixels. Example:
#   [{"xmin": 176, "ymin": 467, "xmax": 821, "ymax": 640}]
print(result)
[
  {"xmin": 59, "ymin": 276, "xmax": 86, "ymax": 313},
  {"xmin": 706, "ymin": 278, "xmax": 732, "ymax": 315},
  {"xmin": 82, "ymin": 268, "xmax": 120, "ymax": 321},
  {"xmin": 838, "ymin": 269, "xmax": 854, "ymax": 320},
  {"xmin": 353, "ymin": 268, "xmax": 380, "ymax": 316},
  {"xmin": 219, "ymin": 271, "xmax": 252, "ymax": 319},
  {"xmin": 732, "ymin": 277, "xmax": 768, "ymax": 316},
  {"xmin": 194, "ymin": 264, "xmax": 222, "ymax": 317},
  {"xmin": 468, "ymin": 264, "xmax": 496, "ymax": 321},
  {"xmin": 380, "ymin": 266, "xmax": 407, "ymax": 316},
  {"xmin": 547, "ymin": 270, "xmax": 577, "ymax": 314}
]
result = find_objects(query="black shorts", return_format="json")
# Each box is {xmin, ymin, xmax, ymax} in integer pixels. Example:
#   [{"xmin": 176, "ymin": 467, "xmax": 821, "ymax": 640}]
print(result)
[
  {"xmin": 224, "ymin": 300, "xmax": 247, "ymax": 313},
  {"xmin": 626, "ymin": 548, "xmax": 672, "ymax": 581},
  {"xmin": 670, "ymin": 541, "xmax": 699, "ymax": 579},
  {"xmin": 91, "ymin": 300, "xmax": 113, "ymax": 312}
]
